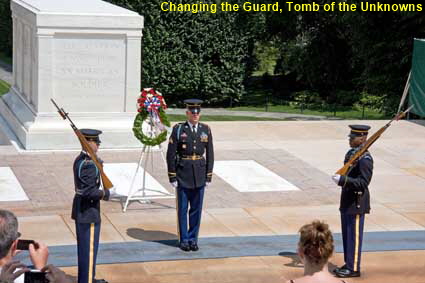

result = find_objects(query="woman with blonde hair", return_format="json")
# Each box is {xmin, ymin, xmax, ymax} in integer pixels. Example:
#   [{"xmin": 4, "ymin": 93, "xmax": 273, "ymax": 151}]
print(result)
[{"xmin": 287, "ymin": 220, "xmax": 347, "ymax": 283}]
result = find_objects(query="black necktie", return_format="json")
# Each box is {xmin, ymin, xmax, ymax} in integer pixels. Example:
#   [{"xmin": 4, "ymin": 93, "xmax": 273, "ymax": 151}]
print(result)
[{"xmin": 192, "ymin": 125, "xmax": 196, "ymax": 134}]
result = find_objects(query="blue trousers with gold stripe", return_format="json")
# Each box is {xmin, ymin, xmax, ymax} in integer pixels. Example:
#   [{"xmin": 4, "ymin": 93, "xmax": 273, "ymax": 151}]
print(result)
[
  {"xmin": 76, "ymin": 222, "xmax": 100, "ymax": 283},
  {"xmin": 341, "ymin": 213, "xmax": 365, "ymax": 272},
  {"xmin": 176, "ymin": 186, "xmax": 205, "ymax": 244}
]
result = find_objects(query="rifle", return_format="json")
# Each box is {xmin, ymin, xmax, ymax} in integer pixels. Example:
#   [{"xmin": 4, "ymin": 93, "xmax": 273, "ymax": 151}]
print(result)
[
  {"xmin": 335, "ymin": 105, "xmax": 414, "ymax": 176},
  {"xmin": 51, "ymin": 99, "xmax": 114, "ymax": 190}
]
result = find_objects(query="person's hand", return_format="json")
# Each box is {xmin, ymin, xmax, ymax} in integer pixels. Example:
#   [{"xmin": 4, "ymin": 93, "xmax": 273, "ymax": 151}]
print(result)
[
  {"xmin": 332, "ymin": 174, "xmax": 341, "ymax": 185},
  {"xmin": 29, "ymin": 241, "xmax": 49, "ymax": 270},
  {"xmin": 205, "ymin": 182, "xmax": 210, "ymax": 188},
  {"xmin": 171, "ymin": 181, "xmax": 178, "ymax": 188},
  {"xmin": 42, "ymin": 265, "xmax": 75, "ymax": 283},
  {"xmin": 0, "ymin": 260, "xmax": 29, "ymax": 283},
  {"xmin": 12, "ymin": 249, "xmax": 22, "ymax": 257},
  {"xmin": 108, "ymin": 187, "xmax": 124, "ymax": 199}
]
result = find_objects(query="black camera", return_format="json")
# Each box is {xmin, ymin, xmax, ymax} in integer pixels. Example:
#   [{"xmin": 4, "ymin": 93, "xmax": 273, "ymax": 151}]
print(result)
[
  {"xmin": 17, "ymin": 239, "xmax": 38, "ymax": 250},
  {"xmin": 24, "ymin": 270, "xmax": 48, "ymax": 283}
]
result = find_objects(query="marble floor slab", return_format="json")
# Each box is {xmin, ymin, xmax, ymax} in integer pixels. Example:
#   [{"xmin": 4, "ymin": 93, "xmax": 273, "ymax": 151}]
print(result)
[
  {"xmin": 104, "ymin": 163, "xmax": 172, "ymax": 198},
  {"xmin": 214, "ymin": 160, "xmax": 300, "ymax": 192},
  {"xmin": 0, "ymin": 166, "xmax": 28, "ymax": 201},
  {"xmin": 17, "ymin": 215, "xmax": 75, "ymax": 246}
]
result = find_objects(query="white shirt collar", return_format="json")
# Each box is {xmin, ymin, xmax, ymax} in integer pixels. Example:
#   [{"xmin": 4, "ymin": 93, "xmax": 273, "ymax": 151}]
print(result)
[{"xmin": 187, "ymin": 121, "xmax": 198, "ymax": 130}]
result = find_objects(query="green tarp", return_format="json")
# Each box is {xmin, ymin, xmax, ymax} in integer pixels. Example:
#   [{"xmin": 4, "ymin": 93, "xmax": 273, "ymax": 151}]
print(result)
[{"xmin": 409, "ymin": 38, "xmax": 425, "ymax": 117}]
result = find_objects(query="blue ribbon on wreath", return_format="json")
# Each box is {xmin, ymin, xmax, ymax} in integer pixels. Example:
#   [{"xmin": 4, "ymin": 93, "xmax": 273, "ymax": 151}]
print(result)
[{"xmin": 144, "ymin": 96, "xmax": 162, "ymax": 113}]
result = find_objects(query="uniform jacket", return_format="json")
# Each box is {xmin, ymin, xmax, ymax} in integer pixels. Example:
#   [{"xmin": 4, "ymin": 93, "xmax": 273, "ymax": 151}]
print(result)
[
  {"xmin": 338, "ymin": 148, "xmax": 373, "ymax": 214},
  {"xmin": 72, "ymin": 152, "xmax": 110, "ymax": 223},
  {"xmin": 166, "ymin": 121, "xmax": 214, "ymax": 189}
]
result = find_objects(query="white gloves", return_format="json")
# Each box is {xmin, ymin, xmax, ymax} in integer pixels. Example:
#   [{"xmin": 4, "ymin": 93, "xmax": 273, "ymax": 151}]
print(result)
[
  {"xmin": 332, "ymin": 174, "xmax": 341, "ymax": 185},
  {"xmin": 108, "ymin": 187, "xmax": 124, "ymax": 199},
  {"xmin": 205, "ymin": 182, "xmax": 210, "ymax": 188}
]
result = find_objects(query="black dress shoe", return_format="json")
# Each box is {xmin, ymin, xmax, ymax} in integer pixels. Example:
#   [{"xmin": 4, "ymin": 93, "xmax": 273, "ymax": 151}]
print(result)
[
  {"xmin": 334, "ymin": 268, "xmax": 361, "ymax": 278},
  {"xmin": 189, "ymin": 242, "xmax": 199, "ymax": 251},
  {"xmin": 93, "ymin": 279, "xmax": 109, "ymax": 283},
  {"xmin": 179, "ymin": 242, "xmax": 191, "ymax": 252},
  {"xmin": 333, "ymin": 264, "xmax": 347, "ymax": 274}
]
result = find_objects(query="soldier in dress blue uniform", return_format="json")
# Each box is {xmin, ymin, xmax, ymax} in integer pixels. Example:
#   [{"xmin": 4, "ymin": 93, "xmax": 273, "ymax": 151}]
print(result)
[
  {"xmin": 332, "ymin": 125, "xmax": 373, "ymax": 278},
  {"xmin": 166, "ymin": 99, "xmax": 214, "ymax": 252},
  {"xmin": 72, "ymin": 129, "xmax": 110, "ymax": 283}
]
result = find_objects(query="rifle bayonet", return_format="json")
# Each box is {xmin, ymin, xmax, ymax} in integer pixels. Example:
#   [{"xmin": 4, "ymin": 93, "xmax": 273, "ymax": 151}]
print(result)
[{"xmin": 50, "ymin": 99, "xmax": 114, "ymax": 190}]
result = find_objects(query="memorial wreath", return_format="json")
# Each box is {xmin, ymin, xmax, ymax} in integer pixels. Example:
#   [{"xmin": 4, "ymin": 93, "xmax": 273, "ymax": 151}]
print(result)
[{"xmin": 133, "ymin": 88, "xmax": 170, "ymax": 146}]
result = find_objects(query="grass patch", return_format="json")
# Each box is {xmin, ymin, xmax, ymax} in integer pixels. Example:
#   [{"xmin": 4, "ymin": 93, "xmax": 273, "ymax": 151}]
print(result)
[
  {"xmin": 168, "ymin": 114, "xmax": 287, "ymax": 122},
  {"xmin": 230, "ymin": 105, "xmax": 388, "ymax": 120},
  {"xmin": 0, "ymin": 52, "xmax": 12, "ymax": 66},
  {"xmin": 0, "ymin": 79, "xmax": 10, "ymax": 96}
]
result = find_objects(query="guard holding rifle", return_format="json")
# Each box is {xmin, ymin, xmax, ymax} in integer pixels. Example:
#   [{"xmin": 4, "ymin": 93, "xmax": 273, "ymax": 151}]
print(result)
[
  {"xmin": 51, "ymin": 99, "xmax": 118, "ymax": 283},
  {"xmin": 332, "ymin": 125, "xmax": 373, "ymax": 278},
  {"xmin": 72, "ymin": 129, "xmax": 111, "ymax": 283},
  {"xmin": 166, "ymin": 99, "xmax": 214, "ymax": 252}
]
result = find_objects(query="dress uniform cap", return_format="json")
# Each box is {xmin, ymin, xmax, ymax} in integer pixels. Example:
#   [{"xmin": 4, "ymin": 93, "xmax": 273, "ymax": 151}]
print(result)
[
  {"xmin": 81, "ymin": 128, "xmax": 102, "ymax": 144},
  {"xmin": 348, "ymin": 125, "xmax": 370, "ymax": 138},
  {"xmin": 184, "ymin": 99, "xmax": 203, "ymax": 114}
]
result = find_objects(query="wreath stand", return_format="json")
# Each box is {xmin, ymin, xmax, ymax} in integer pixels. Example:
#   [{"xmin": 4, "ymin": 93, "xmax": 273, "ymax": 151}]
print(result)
[{"xmin": 122, "ymin": 115, "xmax": 175, "ymax": 212}]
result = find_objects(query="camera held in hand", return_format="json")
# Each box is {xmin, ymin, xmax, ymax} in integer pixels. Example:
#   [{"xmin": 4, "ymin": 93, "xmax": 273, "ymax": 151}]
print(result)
[
  {"xmin": 24, "ymin": 270, "xmax": 48, "ymax": 283},
  {"xmin": 17, "ymin": 239, "xmax": 39, "ymax": 250}
]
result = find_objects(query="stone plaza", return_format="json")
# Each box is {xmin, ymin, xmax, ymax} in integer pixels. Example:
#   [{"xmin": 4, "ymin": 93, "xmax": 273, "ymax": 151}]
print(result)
[{"xmin": 1, "ymin": 119, "xmax": 425, "ymax": 282}]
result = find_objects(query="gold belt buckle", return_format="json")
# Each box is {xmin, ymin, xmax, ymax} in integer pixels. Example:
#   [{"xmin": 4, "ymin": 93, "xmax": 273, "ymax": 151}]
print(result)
[{"xmin": 182, "ymin": 155, "xmax": 200, "ymax": 160}]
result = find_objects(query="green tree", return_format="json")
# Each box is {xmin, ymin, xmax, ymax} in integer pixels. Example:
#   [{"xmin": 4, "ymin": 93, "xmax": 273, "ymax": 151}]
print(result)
[
  {"xmin": 267, "ymin": 0, "xmax": 425, "ymax": 112},
  {"xmin": 272, "ymin": 9, "xmax": 355, "ymax": 103},
  {"xmin": 346, "ymin": 3, "xmax": 425, "ymax": 113},
  {"xmin": 107, "ymin": 0, "xmax": 264, "ymax": 106}
]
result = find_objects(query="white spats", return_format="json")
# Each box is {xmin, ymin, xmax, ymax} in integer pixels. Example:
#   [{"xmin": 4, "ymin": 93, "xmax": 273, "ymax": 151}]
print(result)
[
  {"xmin": 0, "ymin": 167, "xmax": 28, "ymax": 201},
  {"xmin": 214, "ymin": 160, "xmax": 300, "ymax": 192},
  {"xmin": 103, "ymin": 163, "xmax": 171, "ymax": 197}
]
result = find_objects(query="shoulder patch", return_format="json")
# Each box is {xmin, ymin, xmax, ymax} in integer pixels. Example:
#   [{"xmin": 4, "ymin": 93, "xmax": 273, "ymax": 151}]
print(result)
[
  {"xmin": 173, "ymin": 123, "xmax": 181, "ymax": 129},
  {"xmin": 361, "ymin": 153, "xmax": 373, "ymax": 161},
  {"xmin": 83, "ymin": 159, "xmax": 95, "ymax": 166},
  {"xmin": 78, "ymin": 159, "xmax": 97, "ymax": 178}
]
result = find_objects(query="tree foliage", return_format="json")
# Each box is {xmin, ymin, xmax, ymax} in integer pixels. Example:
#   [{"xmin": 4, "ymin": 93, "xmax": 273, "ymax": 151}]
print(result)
[
  {"xmin": 1, "ymin": 0, "xmax": 424, "ymax": 112},
  {"xmin": 346, "ymin": 6, "xmax": 425, "ymax": 113},
  {"xmin": 269, "ymin": 1, "xmax": 425, "ymax": 113},
  {"xmin": 107, "ymin": 0, "xmax": 264, "ymax": 106},
  {"xmin": 0, "ymin": 0, "xmax": 12, "ymax": 57}
]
